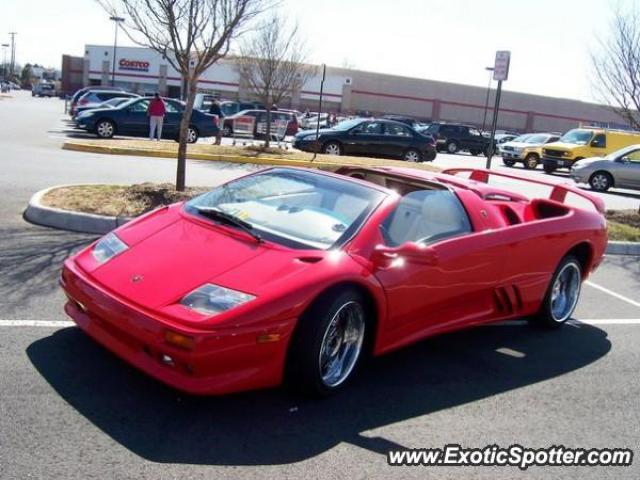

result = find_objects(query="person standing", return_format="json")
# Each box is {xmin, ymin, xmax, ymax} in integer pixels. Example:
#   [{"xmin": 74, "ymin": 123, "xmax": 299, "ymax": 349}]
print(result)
[
  {"xmin": 209, "ymin": 99, "xmax": 224, "ymax": 145},
  {"xmin": 147, "ymin": 93, "xmax": 166, "ymax": 141}
]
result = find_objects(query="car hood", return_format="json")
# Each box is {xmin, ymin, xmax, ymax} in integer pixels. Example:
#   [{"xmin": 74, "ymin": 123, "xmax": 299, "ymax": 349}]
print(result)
[
  {"xmin": 544, "ymin": 142, "xmax": 581, "ymax": 151},
  {"xmin": 572, "ymin": 157, "xmax": 606, "ymax": 168},
  {"xmin": 502, "ymin": 141, "xmax": 538, "ymax": 149},
  {"xmin": 88, "ymin": 213, "xmax": 270, "ymax": 310}
]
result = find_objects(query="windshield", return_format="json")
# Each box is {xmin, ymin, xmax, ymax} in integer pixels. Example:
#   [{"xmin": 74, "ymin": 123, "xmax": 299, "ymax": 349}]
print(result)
[
  {"xmin": 513, "ymin": 134, "xmax": 533, "ymax": 142},
  {"xmin": 185, "ymin": 168, "xmax": 385, "ymax": 250},
  {"xmin": 559, "ymin": 129, "xmax": 593, "ymax": 145},
  {"xmin": 332, "ymin": 119, "xmax": 364, "ymax": 131},
  {"xmin": 605, "ymin": 145, "xmax": 640, "ymax": 160},
  {"xmin": 525, "ymin": 134, "xmax": 549, "ymax": 144}
]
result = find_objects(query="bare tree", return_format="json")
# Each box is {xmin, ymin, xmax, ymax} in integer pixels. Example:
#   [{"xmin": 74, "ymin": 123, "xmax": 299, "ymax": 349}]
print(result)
[
  {"xmin": 98, "ymin": 0, "xmax": 270, "ymax": 190},
  {"xmin": 592, "ymin": 6, "xmax": 640, "ymax": 130},
  {"xmin": 235, "ymin": 14, "xmax": 312, "ymax": 147}
]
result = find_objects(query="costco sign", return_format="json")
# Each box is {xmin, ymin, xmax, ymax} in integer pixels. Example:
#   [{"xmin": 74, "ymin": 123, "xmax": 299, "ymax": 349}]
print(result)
[{"xmin": 119, "ymin": 59, "xmax": 150, "ymax": 72}]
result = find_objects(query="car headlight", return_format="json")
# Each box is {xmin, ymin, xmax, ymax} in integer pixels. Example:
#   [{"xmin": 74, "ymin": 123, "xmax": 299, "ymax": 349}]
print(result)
[
  {"xmin": 180, "ymin": 284, "xmax": 256, "ymax": 316},
  {"xmin": 92, "ymin": 232, "xmax": 128, "ymax": 264}
]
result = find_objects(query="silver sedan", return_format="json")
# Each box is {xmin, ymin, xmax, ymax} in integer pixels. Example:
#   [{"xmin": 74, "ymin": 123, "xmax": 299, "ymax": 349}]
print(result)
[{"xmin": 570, "ymin": 144, "xmax": 640, "ymax": 192}]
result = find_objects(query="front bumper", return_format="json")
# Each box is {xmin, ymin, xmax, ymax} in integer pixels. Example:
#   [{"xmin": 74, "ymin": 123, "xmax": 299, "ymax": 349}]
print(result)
[
  {"xmin": 501, "ymin": 152, "xmax": 523, "ymax": 160},
  {"xmin": 570, "ymin": 169, "xmax": 590, "ymax": 184},
  {"xmin": 60, "ymin": 259, "xmax": 294, "ymax": 395},
  {"xmin": 293, "ymin": 139, "xmax": 318, "ymax": 152},
  {"xmin": 542, "ymin": 156, "xmax": 573, "ymax": 169}
]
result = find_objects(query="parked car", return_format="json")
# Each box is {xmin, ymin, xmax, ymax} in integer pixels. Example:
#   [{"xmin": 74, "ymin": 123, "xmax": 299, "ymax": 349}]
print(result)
[
  {"xmin": 74, "ymin": 97, "xmax": 219, "ymax": 143},
  {"xmin": 69, "ymin": 86, "xmax": 127, "ymax": 116},
  {"xmin": 222, "ymin": 109, "xmax": 299, "ymax": 138},
  {"xmin": 220, "ymin": 100, "xmax": 266, "ymax": 117},
  {"xmin": 495, "ymin": 133, "xmax": 518, "ymax": 144},
  {"xmin": 542, "ymin": 127, "xmax": 640, "ymax": 173},
  {"xmin": 74, "ymin": 96, "xmax": 140, "ymax": 117},
  {"xmin": 295, "ymin": 118, "xmax": 437, "ymax": 162},
  {"xmin": 60, "ymin": 166, "xmax": 606, "ymax": 396},
  {"xmin": 75, "ymin": 91, "xmax": 140, "ymax": 117},
  {"xmin": 32, "ymin": 83, "xmax": 56, "ymax": 97},
  {"xmin": 570, "ymin": 144, "xmax": 640, "ymax": 191},
  {"xmin": 501, "ymin": 133, "xmax": 561, "ymax": 169},
  {"xmin": 0, "ymin": 82, "xmax": 9, "ymax": 93},
  {"xmin": 420, "ymin": 122, "xmax": 494, "ymax": 155}
]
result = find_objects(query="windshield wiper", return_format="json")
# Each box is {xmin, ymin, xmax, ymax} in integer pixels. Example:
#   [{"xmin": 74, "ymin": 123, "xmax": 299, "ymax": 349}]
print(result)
[{"xmin": 194, "ymin": 206, "xmax": 263, "ymax": 243}]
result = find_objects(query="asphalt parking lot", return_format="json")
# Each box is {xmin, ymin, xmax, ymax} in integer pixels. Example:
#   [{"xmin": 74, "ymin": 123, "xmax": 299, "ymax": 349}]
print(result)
[{"xmin": 0, "ymin": 91, "xmax": 639, "ymax": 479}]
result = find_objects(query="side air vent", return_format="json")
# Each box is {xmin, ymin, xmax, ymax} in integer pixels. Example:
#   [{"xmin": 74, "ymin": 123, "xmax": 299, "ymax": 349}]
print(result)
[{"xmin": 493, "ymin": 285, "xmax": 523, "ymax": 314}]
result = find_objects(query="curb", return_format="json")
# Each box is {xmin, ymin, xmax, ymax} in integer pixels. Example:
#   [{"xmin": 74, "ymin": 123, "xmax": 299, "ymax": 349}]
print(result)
[
  {"xmin": 25, "ymin": 187, "xmax": 640, "ymax": 254},
  {"xmin": 605, "ymin": 241, "xmax": 640, "ymax": 255},
  {"xmin": 24, "ymin": 186, "xmax": 132, "ymax": 235},
  {"xmin": 61, "ymin": 140, "xmax": 441, "ymax": 172}
]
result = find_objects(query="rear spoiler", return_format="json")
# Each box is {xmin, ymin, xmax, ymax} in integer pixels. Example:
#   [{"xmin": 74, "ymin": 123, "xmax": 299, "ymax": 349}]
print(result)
[{"xmin": 442, "ymin": 168, "xmax": 606, "ymax": 214}]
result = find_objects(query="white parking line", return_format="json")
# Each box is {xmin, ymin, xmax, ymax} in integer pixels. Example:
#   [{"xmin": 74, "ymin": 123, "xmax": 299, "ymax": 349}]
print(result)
[
  {"xmin": 0, "ymin": 320, "xmax": 74, "ymax": 327},
  {"xmin": 585, "ymin": 281, "xmax": 640, "ymax": 309}
]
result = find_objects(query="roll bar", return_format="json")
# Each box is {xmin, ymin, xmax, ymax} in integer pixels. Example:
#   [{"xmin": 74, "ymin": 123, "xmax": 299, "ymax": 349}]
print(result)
[{"xmin": 442, "ymin": 168, "xmax": 606, "ymax": 214}]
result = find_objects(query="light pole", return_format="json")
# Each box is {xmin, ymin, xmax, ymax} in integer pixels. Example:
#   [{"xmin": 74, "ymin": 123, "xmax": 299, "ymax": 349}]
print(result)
[
  {"xmin": 1, "ymin": 44, "xmax": 9, "ymax": 81},
  {"xmin": 481, "ymin": 66, "xmax": 494, "ymax": 132},
  {"xmin": 109, "ymin": 16, "xmax": 124, "ymax": 87}
]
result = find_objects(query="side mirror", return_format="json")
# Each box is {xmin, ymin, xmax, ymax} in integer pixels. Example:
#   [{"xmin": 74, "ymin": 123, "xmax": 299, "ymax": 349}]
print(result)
[
  {"xmin": 372, "ymin": 242, "xmax": 438, "ymax": 267},
  {"xmin": 619, "ymin": 156, "xmax": 630, "ymax": 162}
]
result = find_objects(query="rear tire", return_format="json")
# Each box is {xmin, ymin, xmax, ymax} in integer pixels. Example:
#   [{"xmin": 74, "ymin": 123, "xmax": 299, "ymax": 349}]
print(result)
[
  {"xmin": 287, "ymin": 289, "xmax": 368, "ymax": 396},
  {"xmin": 403, "ymin": 148, "xmax": 422, "ymax": 162},
  {"xmin": 502, "ymin": 158, "xmax": 516, "ymax": 167},
  {"xmin": 532, "ymin": 255, "xmax": 582, "ymax": 328}
]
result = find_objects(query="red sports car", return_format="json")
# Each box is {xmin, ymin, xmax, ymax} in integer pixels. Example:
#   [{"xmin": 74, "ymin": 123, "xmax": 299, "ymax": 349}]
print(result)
[{"xmin": 60, "ymin": 166, "xmax": 607, "ymax": 396}]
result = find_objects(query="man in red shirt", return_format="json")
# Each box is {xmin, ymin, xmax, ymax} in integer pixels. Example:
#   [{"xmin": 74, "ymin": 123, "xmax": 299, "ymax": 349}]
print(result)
[{"xmin": 147, "ymin": 93, "xmax": 166, "ymax": 140}]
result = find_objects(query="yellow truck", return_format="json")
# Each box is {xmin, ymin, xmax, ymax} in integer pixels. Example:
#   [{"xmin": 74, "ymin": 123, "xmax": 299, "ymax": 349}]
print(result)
[{"xmin": 541, "ymin": 127, "xmax": 640, "ymax": 173}]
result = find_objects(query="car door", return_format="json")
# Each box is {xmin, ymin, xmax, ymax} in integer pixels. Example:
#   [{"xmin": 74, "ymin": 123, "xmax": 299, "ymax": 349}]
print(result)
[
  {"xmin": 374, "ymin": 189, "xmax": 507, "ymax": 347},
  {"xmin": 345, "ymin": 121, "xmax": 386, "ymax": 156},
  {"xmin": 465, "ymin": 127, "xmax": 486, "ymax": 151},
  {"xmin": 615, "ymin": 148, "xmax": 640, "ymax": 189},
  {"xmin": 162, "ymin": 100, "xmax": 182, "ymax": 138},
  {"xmin": 381, "ymin": 122, "xmax": 414, "ymax": 158},
  {"xmin": 121, "ymin": 99, "xmax": 151, "ymax": 136}
]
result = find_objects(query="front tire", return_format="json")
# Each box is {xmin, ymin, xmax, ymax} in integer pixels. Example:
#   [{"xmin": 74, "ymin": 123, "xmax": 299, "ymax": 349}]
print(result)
[
  {"xmin": 95, "ymin": 119, "xmax": 115, "ymax": 139},
  {"xmin": 543, "ymin": 164, "xmax": 556, "ymax": 174},
  {"xmin": 446, "ymin": 141, "xmax": 458, "ymax": 154},
  {"xmin": 533, "ymin": 256, "xmax": 582, "ymax": 328},
  {"xmin": 589, "ymin": 171, "xmax": 613, "ymax": 192},
  {"xmin": 322, "ymin": 141, "xmax": 342, "ymax": 156},
  {"xmin": 524, "ymin": 153, "xmax": 539, "ymax": 169},
  {"xmin": 287, "ymin": 289, "xmax": 367, "ymax": 396}
]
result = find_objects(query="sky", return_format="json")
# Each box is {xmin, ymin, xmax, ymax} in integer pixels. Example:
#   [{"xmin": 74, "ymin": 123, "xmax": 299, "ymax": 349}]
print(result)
[{"xmin": 0, "ymin": 0, "xmax": 630, "ymax": 103}]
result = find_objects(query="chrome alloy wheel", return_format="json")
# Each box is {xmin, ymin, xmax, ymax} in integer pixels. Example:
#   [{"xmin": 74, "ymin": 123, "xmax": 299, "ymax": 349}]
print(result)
[
  {"xmin": 97, "ymin": 121, "xmax": 114, "ymax": 138},
  {"xmin": 590, "ymin": 173, "xmax": 611, "ymax": 191},
  {"xmin": 404, "ymin": 150, "xmax": 421, "ymax": 162},
  {"xmin": 550, "ymin": 262, "xmax": 581, "ymax": 322},
  {"xmin": 324, "ymin": 143, "xmax": 341, "ymax": 155},
  {"xmin": 318, "ymin": 301, "xmax": 365, "ymax": 387}
]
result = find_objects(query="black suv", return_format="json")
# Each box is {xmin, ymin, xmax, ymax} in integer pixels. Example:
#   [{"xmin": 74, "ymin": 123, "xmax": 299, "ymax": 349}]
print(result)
[{"xmin": 420, "ymin": 123, "xmax": 494, "ymax": 155}]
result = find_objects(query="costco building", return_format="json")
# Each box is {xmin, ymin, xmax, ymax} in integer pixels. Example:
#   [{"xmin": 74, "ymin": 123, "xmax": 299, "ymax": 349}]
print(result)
[{"xmin": 62, "ymin": 45, "xmax": 625, "ymax": 133}]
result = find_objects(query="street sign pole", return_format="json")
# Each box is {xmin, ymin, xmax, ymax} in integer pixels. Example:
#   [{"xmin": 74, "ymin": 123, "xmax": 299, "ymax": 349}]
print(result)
[
  {"xmin": 485, "ymin": 50, "xmax": 510, "ymax": 169},
  {"xmin": 485, "ymin": 79, "xmax": 502, "ymax": 169}
]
